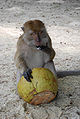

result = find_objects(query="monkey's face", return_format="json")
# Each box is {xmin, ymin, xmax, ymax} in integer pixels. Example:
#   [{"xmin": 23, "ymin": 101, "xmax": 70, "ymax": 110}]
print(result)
[{"xmin": 22, "ymin": 20, "xmax": 49, "ymax": 47}]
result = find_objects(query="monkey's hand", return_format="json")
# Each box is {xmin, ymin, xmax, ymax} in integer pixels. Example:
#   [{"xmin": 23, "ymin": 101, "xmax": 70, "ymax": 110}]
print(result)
[
  {"xmin": 36, "ymin": 46, "xmax": 55, "ymax": 60},
  {"xmin": 37, "ymin": 46, "xmax": 52, "ymax": 54},
  {"xmin": 36, "ymin": 46, "xmax": 50, "ymax": 53},
  {"xmin": 23, "ymin": 69, "xmax": 33, "ymax": 82}
]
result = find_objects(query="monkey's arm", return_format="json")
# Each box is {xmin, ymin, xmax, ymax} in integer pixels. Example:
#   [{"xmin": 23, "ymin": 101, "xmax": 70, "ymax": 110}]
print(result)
[
  {"xmin": 50, "ymin": 48, "xmax": 55, "ymax": 60},
  {"xmin": 14, "ymin": 36, "xmax": 33, "ymax": 82},
  {"xmin": 14, "ymin": 52, "xmax": 27, "ymax": 74},
  {"xmin": 39, "ymin": 35, "xmax": 55, "ymax": 60},
  {"xmin": 39, "ymin": 46, "xmax": 55, "ymax": 60},
  {"xmin": 14, "ymin": 35, "xmax": 28, "ymax": 73},
  {"xmin": 14, "ymin": 52, "xmax": 32, "ymax": 82},
  {"xmin": 47, "ymin": 34, "xmax": 55, "ymax": 60}
]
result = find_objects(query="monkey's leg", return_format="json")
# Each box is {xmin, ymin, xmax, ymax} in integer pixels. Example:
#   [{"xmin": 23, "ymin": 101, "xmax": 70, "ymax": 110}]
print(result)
[
  {"xmin": 44, "ymin": 61, "xmax": 58, "ymax": 97},
  {"xmin": 16, "ymin": 70, "xmax": 22, "ymax": 84},
  {"xmin": 44, "ymin": 61, "xmax": 57, "ymax": 78}
]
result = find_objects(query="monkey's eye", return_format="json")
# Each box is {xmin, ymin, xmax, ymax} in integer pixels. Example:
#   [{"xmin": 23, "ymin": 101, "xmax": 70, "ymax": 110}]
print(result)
[
  {"xmin": 40, "ymin": 31, "xmax": 43, "ymax": 34},
  {"xmin": 32, "ymin": 32, "xmax": 36, "ymax": 35},
  {"xmin": 30, "ymin": 32, "xmax": 36, "ymax": 36}
]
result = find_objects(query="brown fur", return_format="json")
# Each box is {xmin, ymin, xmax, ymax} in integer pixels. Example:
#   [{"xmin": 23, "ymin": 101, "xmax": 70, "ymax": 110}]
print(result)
[
  {"xmin": 14, "ymin": 20, "xmax": 56, "ymax": 82},
  {"xmin": 24, "ymin": 20, "xmax": 44, "ymax": 32}
]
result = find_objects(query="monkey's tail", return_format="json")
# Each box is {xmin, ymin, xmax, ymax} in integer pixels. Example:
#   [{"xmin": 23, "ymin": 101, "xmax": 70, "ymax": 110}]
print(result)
[{"xmin": 57, "ymin": 70, "xmax": 80, "ymax": 78}]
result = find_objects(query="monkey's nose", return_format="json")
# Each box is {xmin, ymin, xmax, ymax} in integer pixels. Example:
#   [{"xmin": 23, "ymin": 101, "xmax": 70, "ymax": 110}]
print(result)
[
  {"xmin": 36, "ymin": 38, "xmax": 40, "ymax": 42},
  {"xmin": 37, "ymin": 34, "xmax": 41, "ymax": 42}
]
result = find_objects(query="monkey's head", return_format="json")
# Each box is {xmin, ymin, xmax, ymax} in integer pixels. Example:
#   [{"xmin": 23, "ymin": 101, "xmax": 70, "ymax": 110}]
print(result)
[{"xmin": 22, "ymin": 20, "xmax": 49, "ymax": 47}]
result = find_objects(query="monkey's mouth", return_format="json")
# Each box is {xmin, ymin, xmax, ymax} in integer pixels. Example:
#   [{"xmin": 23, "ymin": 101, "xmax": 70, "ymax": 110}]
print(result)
[
  {"xmin": 36, "ymin": 45, "xmax": 47, "ymax": 50},
  {"xmin": 35, "ymin": 40, "xmax": 42, "ymax": 49},
  {"xmin": 35, "ymin": 39, "xmax": 47, "ymax": 50},
  {"xmin": 35, "ymin": 37, "xmax": 41, "ymax": 47},
  {"xmin": 35, "ymin": 41, "xmax": 41, "ymax": 46}
]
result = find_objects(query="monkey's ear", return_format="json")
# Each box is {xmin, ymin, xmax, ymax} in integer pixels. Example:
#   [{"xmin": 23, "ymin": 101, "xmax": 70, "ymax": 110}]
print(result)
[{"xmin": 21, "ymin": 27, "xmax": 24, "ymax": 31}]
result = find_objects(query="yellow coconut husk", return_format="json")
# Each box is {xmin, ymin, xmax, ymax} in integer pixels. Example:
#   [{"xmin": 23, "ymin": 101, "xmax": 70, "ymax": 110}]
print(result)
[{"xmin": 17, "ymin": 68, "xmax": 58, "ymax": 105}]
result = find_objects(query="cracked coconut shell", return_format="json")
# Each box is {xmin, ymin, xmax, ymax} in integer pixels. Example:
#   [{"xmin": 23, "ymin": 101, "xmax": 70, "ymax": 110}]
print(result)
[{"xmin": 17, "ymin": 68, "xmax": 58, "ymax": 105}]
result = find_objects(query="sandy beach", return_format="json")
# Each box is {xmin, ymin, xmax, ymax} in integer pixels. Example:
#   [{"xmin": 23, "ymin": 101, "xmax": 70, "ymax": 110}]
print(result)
[{"xmin": 0, "ymin": 0, "xmax": 80, "ymax": 118}]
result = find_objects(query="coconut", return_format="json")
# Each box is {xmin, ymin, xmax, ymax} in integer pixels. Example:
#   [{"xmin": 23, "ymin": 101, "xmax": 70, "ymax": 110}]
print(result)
[{"xmin": 17, "ymin": 68, "xmax": 58, "ymax": 105}]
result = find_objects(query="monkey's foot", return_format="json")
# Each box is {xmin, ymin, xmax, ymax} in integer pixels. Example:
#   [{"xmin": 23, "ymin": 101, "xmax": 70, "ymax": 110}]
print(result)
[{"xmin": 23, "ymin": 69, "xmax": 33, "ymax": 82}]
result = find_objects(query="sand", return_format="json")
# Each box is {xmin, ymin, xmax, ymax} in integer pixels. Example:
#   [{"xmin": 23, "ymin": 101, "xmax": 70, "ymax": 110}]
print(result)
[{"xmin": 0, "ymin": 0, "xmax": 80, "ymax": 119}]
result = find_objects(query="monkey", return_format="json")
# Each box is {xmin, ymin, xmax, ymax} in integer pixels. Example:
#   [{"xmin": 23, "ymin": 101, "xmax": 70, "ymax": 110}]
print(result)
[
  {"xmin": 14, "ymin": 20, "xmax": 80, "ymax": 83},
  {"xmin": 14, "ymin": 20, "xmax": 57, "ymax": 83}
]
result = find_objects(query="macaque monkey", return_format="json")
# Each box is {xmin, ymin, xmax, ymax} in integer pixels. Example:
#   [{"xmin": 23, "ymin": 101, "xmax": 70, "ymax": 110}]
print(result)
[{"xmin": 14, "ymin": 20, "xmax": 57, "ymax": 83}]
